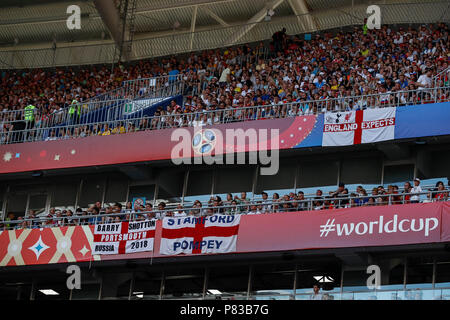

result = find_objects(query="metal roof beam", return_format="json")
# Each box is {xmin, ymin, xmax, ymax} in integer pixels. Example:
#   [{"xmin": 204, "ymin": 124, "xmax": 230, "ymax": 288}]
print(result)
[
  {"xmin": 201, "ymin": 6, "xmax": 230, "ymax": 27},
  {"xmin": 287, "ymin": 0, "xmax": 318, "ymax": 32},
  {"xmin": 189, "ymin": 5, "xmax": 198, "ymax": 50},
  {"xmin": 135, "ymin": 0, "xmax": 237, "ymax": 13},
  {"xmin": 93, "ymin": 0, "xmax": 132, "ymax": 60},
  {"xmin": 225, "ymin": 0, "xmax": 285, "ymax": 45}
]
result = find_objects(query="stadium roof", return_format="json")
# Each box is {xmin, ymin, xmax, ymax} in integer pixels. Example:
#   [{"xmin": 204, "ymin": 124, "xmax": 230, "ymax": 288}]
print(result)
[{"xmin": 0, "ymin": 0, "xmax": 449, "ymax": 69}]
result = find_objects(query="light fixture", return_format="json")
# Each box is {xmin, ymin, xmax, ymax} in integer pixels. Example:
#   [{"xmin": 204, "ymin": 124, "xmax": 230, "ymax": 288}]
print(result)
[
  {"xmin": 208, "ymin": 289, "xmax": 223, "ymax": 295},
  {"xmin": 313, "ymin": 276, "xmax": 334, "ymax": 283},
  {"xmin": 39, "ymin": 289, "xmax": 59, "ymax": 295},
  {"xmin": 32, "ymin": 170, "xmax": 43, "ymax": 177},
  {"xmin": 265, "ymin": 8, "xmax": 275, "ymax": 21}
]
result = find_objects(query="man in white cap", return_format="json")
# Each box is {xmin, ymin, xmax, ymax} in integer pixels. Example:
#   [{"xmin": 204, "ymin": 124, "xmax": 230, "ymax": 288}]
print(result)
[{"xmin": 410, "ymin": 178, "xmax": 423, "ymax": 203}]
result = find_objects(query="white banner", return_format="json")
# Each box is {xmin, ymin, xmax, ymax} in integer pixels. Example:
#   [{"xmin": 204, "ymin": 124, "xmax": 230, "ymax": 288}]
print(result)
[
  {"xmin": 160, "ymin": 215, "xmax": 241, "ymax": 255},
  {"xmin": 323, "ymin": 107, "xmax": 396, "ymax": 146},
  {"xmin": 92, "ymin": 220, "xmax": 156, "ymax": 255}
]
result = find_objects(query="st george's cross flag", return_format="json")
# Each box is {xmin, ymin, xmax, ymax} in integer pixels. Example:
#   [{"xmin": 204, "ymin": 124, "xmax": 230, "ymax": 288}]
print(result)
[
  {"xmin": 322, "ymin": 107, "xmax": 396, "ymax": 146},
  {"xmin": 160, "ymin": 215, "xmax": 241, "ymax": 255}
]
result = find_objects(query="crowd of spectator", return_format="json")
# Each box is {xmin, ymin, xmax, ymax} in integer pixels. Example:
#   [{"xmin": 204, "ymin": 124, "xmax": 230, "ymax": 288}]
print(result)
[
  {"xmin": 1, "ymin": 22, "xmax": 449, "ymax": 144},
  {"xmin": 2, "ymin": 179, "xmax": 449, "ymax": 230}
]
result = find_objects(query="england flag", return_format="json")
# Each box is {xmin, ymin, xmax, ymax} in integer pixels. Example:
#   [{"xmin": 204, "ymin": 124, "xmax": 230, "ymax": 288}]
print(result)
[
  {"xmin": 323, "ymin": 107, "xmax": 396, "ymax": 146},
  {"xmin": 160, "ymin": 215, "xmax": 241, "ymax": 255}
]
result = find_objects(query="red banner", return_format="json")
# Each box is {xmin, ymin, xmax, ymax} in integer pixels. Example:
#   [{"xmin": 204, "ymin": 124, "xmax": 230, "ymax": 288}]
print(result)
[
  {"xmin": 440, "ymin": 202, "xmax": 450, "ymax": 242},
  {"xmin": 0, "ymin": 116, "xmax": 317, "ymax": 174},
  {"xmin": 236, "ymin": 202, "xmax": 442, "ymax": 252},
  {"xmin": 0, "ymin": 202, "xmax": 447, "ymax": 267}
]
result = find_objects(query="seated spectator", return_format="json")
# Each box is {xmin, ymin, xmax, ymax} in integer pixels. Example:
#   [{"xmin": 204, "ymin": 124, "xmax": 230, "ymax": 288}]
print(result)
[
  {"xmin": 211, "ymin": 196, "xmax": 224, "ymax": 214},
  {"xmin": 431, "ymin": 181, "xmax": 448, "ymax": 201},
  {"xmin": 124, "ymin": 202, "xmax": 133, "ymax": 213},
  {"xmin": 174, "ymin": 204, "xmax": 186, "ymax": 217},
  {"xmin": 156, "ymin": 202, "xmax": 167, "ymax": 219},
  {"xmin": 391, "ymin": 185, "xmax": 402, "ymax": 204},
  {"xmin": 375, "ymin": 188, "xmax": 386, "ymax": 206},
  {"xmin": 402, "ymin": 182, "xmax": 412, "ymax": 204},
  {"xmin": 247, "ymin": 204, "xmax": 262, "ymax": 215},
  {"xmin": 64, "ymin": 209, "xmax": 77, "ymax": 226},
  {"xmin": 14, "ymin": 217, "xmax": 24, "ymax": 229},
  {"xmin": 366, "ymin": 197, "xmax": 376, "ymax": 206},
  {"xmin": 355, "ymin": 187, "xmax": 369, "ymax": 206},
  {"xmin": 144, "ymin": 202, "xmax": 155, "ymax": 219},
  {"xmin": 345, "ymin": 196, "xmax": 358, "ymax": 208},
  {"xmin": 225, "ymin": 200, "xmax": 240, "ymax": 215},
  {"xmin": 223, "ymin": 193, "xmax": 233, "ymax": 206},
  {"xmin": 323, "ymin": 197, "xmax": 335, "ymax": 210},
  {"xmin": 54, "ymin": 209, "xmax": 64, "ymax": 226},
  {"xmin": 296, "ymin": 191, "xmax": 309, "ymax": 211},
  {"xmin": 88, "ymin": 207, "xmax": 102, "ymax": 224}
]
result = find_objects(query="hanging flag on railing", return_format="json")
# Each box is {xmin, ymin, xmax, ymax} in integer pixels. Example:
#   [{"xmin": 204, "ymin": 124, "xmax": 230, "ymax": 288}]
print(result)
[
  {"xmin": 160, "ymin": 215, "xmax": 241, "ymax": 255},
  {"xmin": 322, "ymin": 107, "xmax": 396, "ymax": 146},
  {"xmin": 92, "ymin": 219, "xmax": 156, "ymax": 255}
]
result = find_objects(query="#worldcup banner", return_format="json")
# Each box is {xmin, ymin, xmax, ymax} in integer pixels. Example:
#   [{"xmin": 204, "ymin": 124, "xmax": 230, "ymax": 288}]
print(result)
[
  {"xmin": 92, "ymin": 220, "xmax": 156, "ymax": 255},
  {"xmin": 323, "ymin": 107, "xmax": 396, "ymax": 146},
  {"xmin": 160, "ymin": 215, "xmax": 241, "ymax": 255}
]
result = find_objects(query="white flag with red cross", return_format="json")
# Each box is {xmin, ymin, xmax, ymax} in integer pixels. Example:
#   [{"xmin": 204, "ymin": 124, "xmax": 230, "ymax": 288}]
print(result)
[
  {"xmin": 322, "ymin": 107, "xmax": 396, "ymax": 146},
  {"xmin": 160, "ymin": 215, "xmax": 240, "ymax": 255}
]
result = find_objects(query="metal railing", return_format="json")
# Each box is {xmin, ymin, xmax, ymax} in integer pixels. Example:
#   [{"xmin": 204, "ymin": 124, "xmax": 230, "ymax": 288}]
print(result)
[
  {"xmin": 1, "ymin": 190, "xmax": 448, "ymax": 231},
  {"xmin": 1, "ymin": 85, "xmax": 449, "ymax": 145},
  {"xmin": 434, "ymin": 66, "xmax": 450, "ymax": 88},
  {"xmin": 287, "ymin": 286, "xmax": 450, "ymax": 300},
  {"xmin": 0, "ymin": 74, "xmax": 184, "ymax": 129}
]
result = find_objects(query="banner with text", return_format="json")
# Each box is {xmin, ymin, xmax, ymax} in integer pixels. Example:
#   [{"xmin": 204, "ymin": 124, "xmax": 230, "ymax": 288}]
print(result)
[
  {"xmin": 92, "ymin": 220, "xmax": 156, "ymax": 255},
  {"xmin": 160, "ymin": 215, "xmax": 241, "ymax": 255},
  {"xmin": 323, "ymin": 107, "xmax": 396, "ymax": 146}
]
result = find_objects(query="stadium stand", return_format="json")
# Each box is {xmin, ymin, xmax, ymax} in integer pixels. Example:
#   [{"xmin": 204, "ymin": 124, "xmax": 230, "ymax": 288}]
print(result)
[
  {"xmin": 1, "ymin": 23, "xmax": 449, "ymax": 144},
  {"xmin": 2, "ymin": 179, "xmax": 449, "ymax": 230},
  {"xmin": 1, "ymin": 0, "xmax": 450, "ymax": 302}
]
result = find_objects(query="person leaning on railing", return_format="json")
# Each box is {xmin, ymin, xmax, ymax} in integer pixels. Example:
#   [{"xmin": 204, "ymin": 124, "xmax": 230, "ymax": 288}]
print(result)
[
  {"xmin": 429, "ymin": 181, "xmax": 449, "ymax": 202},
  {"xmin": 410, "ymin": 178, "xmax": 423, "ymax": 203}
]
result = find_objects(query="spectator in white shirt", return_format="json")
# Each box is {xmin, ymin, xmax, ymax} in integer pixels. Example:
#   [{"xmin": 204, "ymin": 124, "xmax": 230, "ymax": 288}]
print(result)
[
  {"xmin": 310, "ymin": 284, "xmax": 324, "ymax": 300},
  {"xmin": 410, "ymin": 178, "xmax": 423, "ymax": 203},
  {"xmin": 416, "ymin": 69, "xmax": 432, "ymax": 90},
  {"xmin": 174, "ymin": 204, "xmax": 186, "ymax": 217}
]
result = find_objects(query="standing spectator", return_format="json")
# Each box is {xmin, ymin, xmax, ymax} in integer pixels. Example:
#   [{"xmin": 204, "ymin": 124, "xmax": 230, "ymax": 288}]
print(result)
[
  {"xmin": 330, "ymin": 183, "xmax": 347, "ymax": 207},
  {"xmin": 310, "ymin": 284, "xmax": 323, "ymax": 300},
  {"xmin": 297, "ymin": 191, "xmax": 308, "ymax": 211},
  {"xmin": 410, "ymin": 178, "xmax": 423, "ymax": 203},
  {"xmin": 272, "ymin": 28, "xmax": 287, "ymax": 54},
  {"xmin": 260, "ymin": 192, "xmax": 271, "ymax": 213},
  {"xmin": 235, "ymin": 192, "xmax": 250, "ymax": 213}
]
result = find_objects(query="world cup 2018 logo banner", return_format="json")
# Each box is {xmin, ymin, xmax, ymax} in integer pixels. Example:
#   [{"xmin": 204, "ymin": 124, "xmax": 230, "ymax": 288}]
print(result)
[{"xmin": 192, "ymin": 128, "xmax": 217, "ymax": 155}]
